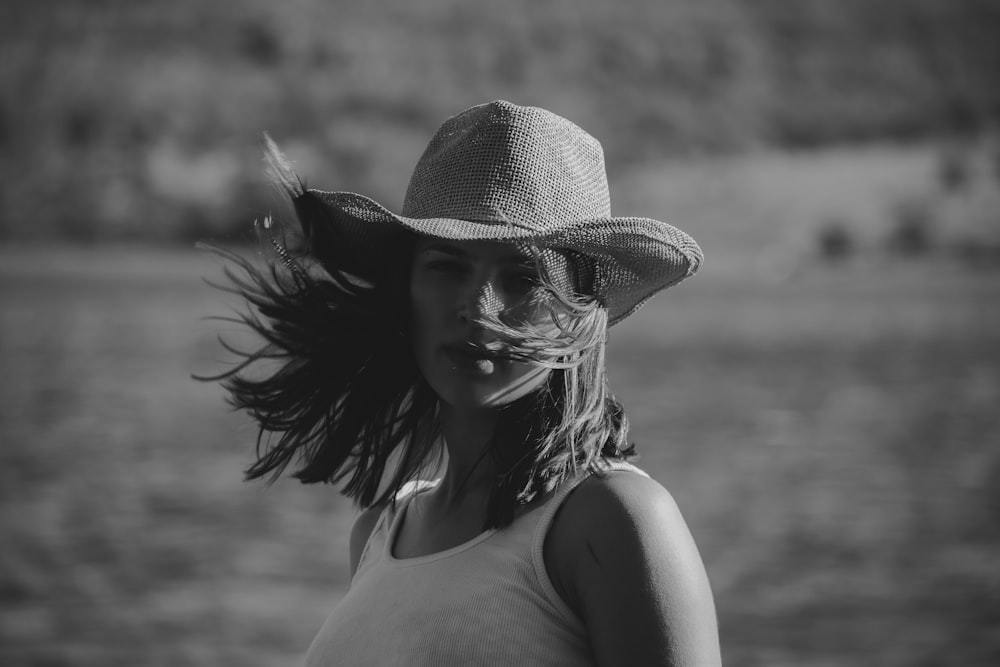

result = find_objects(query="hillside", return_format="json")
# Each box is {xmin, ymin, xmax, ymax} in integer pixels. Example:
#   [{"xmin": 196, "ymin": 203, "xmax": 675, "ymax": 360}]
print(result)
[{"xmin": 1, "ymin": 0, "xmax": 998, "ymax": 240}]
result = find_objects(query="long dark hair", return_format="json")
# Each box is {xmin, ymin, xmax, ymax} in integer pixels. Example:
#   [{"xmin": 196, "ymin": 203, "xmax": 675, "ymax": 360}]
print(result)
[{"xmin": 200, "ymin": 217, "xmax": 633, "ymax": 530}]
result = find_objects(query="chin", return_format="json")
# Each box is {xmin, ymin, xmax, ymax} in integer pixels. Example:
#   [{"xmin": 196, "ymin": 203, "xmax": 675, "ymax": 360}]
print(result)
[{"xmin": 447, "ymin": 388, "xmax": 530, "ymax": 411}]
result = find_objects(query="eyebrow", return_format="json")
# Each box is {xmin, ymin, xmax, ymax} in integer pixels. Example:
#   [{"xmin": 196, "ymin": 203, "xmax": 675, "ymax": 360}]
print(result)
[
  {"xmin": 419, "ymin": 242, "xmax": 536, "ymax": 267},
  {"xmin": 419, "ymin": 242, "xmax": 469, "ymax": 258}
]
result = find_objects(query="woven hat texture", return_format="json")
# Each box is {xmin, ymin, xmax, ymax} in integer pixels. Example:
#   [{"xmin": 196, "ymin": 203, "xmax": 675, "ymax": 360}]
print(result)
[{"xmin": 272, "ymin": 100, "xmax": 703, "ymax": 325}]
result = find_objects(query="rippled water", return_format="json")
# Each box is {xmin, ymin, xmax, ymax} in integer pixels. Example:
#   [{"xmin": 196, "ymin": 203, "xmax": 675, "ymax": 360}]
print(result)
[{"xmin": 2, "ymin": 246, "xmax": 998, "ymax": 666}]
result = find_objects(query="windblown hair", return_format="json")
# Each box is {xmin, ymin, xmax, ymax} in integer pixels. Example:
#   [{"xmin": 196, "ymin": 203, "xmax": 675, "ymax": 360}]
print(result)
[
  {"xmin": 199, "ymin": 136, "xmax": 633, "ymax": 528},
  {"xmin": 475, "ymin": 258, "xmax": 634, "ymax": 526},
  {"xmin": 200, "ymin": 228, "xmax": 634, "ymax": 529}
]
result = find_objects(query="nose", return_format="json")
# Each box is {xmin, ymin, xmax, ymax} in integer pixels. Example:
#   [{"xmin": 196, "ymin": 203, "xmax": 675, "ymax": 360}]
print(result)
[{"xmin": 460, "ymin": 278, "xmax": 504, "ymax": 322}]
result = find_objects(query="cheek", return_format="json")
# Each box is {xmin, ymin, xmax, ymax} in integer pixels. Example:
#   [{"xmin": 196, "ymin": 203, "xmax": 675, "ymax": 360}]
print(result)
[
  {"xmin": 408, "ymin": 280, "xmax": 448, "ymax": 360},
  {"xmin": 505, "ymin": 289, "xmax": 563, "ymax": 332},
  {"xmin": 484, "ymin": 363, "xmax": 552, "ymax": 406},
  {"xmin": 408, "ymin": 289, "xmax": 429, "ymax": 355}
]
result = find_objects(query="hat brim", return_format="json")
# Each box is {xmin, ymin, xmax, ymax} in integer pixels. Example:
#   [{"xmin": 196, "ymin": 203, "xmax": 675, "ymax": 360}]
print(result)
[{"xmin": 296, "ymin": 189, "xmax": 702, "ymax": 326}]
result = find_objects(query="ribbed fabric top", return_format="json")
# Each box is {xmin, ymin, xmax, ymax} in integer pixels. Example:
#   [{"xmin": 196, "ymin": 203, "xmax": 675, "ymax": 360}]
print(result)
[{"xmin": 304, "ymin": 461, "xmax": 646, "ymax": 666}]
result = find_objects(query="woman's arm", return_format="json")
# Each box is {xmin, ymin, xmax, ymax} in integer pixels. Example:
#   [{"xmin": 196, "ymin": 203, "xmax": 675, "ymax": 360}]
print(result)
[{"xmin": 546, "ymin": 472, "xmax": 721, "ymax": 666}]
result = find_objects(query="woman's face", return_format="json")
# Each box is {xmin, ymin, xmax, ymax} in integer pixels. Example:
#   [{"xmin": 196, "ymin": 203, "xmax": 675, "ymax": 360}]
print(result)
[{"xmin": 409, "ymin": 238, "xmax": 552, "ymax": 410}]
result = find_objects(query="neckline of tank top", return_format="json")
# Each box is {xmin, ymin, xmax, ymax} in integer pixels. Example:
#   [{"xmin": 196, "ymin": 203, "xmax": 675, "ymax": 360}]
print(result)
[
  {"xmin": 383, "ymin": 482, "xmax": 556, "ymax": 567},
  {"xmin": 381, "ymin": 462, "xmax": 642, "ymax": 566}
]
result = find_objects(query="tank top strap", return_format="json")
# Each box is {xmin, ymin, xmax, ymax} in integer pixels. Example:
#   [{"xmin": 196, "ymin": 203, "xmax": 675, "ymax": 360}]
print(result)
[
  {"xmin": 394, "ymin": 478, "xmax": 441, "ymax": 505},
  {"xmin": 597, "ymin": 458, "xmax": 648, "ymax": 477},
  {"xmin": 355, "ymin": 479, "xmax": 440, "ymax": 575},
  {"xmin": 528, "ymin": 459, "xmax": 648, "ymax": 624}
]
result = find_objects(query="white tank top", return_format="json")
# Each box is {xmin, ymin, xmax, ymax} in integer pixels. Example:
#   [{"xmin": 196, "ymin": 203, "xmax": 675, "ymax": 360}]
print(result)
[{"xmin": 304, "ymin": 461, "xmax": 645, "ymax": 666}]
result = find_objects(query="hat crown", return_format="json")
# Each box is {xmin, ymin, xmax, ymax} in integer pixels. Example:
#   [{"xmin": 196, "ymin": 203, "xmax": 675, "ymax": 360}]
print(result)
[{"xmin": 402, "ymin": 101, "xmax": 611, "ymax": 228}]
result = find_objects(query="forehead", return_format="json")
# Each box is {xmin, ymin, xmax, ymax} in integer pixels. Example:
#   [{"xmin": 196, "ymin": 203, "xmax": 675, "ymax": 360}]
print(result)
[
  {"xmin": 414, "ymin": 238, "xmax": 533, "ymax": 265},
  {"xmin": 412, "ymin": 237, "xmax": 592, "ymax": 296}
]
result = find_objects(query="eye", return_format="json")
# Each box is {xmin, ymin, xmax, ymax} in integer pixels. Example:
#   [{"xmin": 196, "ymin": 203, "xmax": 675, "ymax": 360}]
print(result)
[
  {"xmin": 504, "ymin": 270, "xmax": 540, "ymax": 296},
  {"xmin": 424, "ymin": 258, "xmax": 468, "ymax": 276}
]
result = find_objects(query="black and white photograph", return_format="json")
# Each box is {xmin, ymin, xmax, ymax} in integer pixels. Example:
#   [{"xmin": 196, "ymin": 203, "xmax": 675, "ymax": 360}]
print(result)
[{"xmin": 1, "ymin": 1, "xmax": 998, "ymax": 665}]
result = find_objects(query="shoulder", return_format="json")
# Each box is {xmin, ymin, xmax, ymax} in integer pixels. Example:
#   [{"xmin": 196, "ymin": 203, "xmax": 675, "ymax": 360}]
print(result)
[
  {"xmin": 570, "ymin": 467, "xmax": 679, "ymax": 531},
  {"xmin": 549, "ymin": 467, "xmax": 687, "ymax": 560},
  {"xmin": 546, "ymin": 468, "xmax": 721, "ymax": 666},
  {"xmin": 548, "ymin": 470, "xmax": 694, "ymax": 586},
  {"xmin": 348, "ymin": 505, "xmax": 383, "ymax": 578}
]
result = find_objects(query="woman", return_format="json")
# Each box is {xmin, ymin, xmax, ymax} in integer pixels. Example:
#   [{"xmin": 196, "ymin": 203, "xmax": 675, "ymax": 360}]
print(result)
[{"xmin": 206, "ymin": 100, "xmax": 721, "ymax": 665}]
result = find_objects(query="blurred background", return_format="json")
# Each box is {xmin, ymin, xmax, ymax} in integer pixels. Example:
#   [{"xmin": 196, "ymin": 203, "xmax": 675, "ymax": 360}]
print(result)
[{"xmin": 1, "ymin": 0, "xmax": 999, "ymax": 664}]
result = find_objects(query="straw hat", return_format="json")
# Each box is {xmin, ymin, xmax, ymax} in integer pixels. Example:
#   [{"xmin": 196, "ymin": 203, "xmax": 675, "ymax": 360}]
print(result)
[{"xmin": 266, "ymin": 100, "xmax": 703, "ymax": 325}]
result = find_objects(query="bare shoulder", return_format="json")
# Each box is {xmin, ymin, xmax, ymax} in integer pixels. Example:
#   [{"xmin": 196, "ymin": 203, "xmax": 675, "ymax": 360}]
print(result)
[
  {"xmin": 570, "ymin": 468, "xmax": 684, "ymax": 530},
  {"xmin": 549, "ymin": 470, "xmax": 691, "ymax": 566},
  {"xmin": 546, "ymin": 469, "xmax": 721, "ymax": 666},
  {"xmin": 348, "ymin": 505, "xmax": 383, "ymax": 578}
]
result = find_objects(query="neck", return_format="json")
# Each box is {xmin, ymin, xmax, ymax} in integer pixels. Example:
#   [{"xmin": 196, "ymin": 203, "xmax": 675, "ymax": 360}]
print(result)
[{"xmin": 437, "ymin": 403, "xmax": 501, "ymax": 505}]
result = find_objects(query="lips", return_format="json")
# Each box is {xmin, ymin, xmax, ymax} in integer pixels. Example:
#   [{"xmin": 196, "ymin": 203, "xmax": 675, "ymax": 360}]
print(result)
[{"xmin": 443, "ymin": 343, "xmax": 499, "ymax": 375}]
